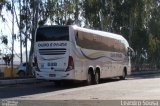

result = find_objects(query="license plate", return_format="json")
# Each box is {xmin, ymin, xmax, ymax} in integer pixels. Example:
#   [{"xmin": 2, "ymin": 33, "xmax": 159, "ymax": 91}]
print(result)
[
  {"xmin": 48, "ymin": 62, "xmax": 57, "ymax": 66},
  {"xmin": 49, "ymin": 74, "xmax": 56, "ymax": 77}
]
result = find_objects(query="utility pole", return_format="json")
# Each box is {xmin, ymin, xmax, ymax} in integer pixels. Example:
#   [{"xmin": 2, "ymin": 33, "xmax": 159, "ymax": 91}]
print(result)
[{"xmin": 11, "ymin": 0, "xmax": 14, "ymax": 77}]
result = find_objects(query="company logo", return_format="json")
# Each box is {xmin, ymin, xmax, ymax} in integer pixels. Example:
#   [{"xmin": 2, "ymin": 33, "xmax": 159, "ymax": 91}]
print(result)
[{"xmin": 38, "ymin": 43, "xmax": 67, "ymax": 47}]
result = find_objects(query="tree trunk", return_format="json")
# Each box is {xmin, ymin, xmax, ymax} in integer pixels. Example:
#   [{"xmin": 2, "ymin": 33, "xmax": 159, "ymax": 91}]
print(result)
[
  {"xmin": 129, "ymin": 12, "xmax": 133, "ymax": 46},
  {"xmin": 11, "ymin": 0, "xmax": 14, "ymax": 78},
  {"xmin": 28, "ymin": 0, "xmax": 39, "ymax": 76},
  {"xmin": 74, "ymin": 0, "xmax": 79, "ymax": 25},
  {"xmin": 109, "ymin": 0, "xmax": 113, "ymax": 32},
  {"xmin": 19, "ymin": 0, "xmax": 23, "ymax": 63}
]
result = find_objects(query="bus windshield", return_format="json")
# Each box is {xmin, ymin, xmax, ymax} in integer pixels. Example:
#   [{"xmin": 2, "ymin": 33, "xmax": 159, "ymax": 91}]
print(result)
[{"xmin": 36, "ymin": 26, "xmax": 69, "ymax": 41}]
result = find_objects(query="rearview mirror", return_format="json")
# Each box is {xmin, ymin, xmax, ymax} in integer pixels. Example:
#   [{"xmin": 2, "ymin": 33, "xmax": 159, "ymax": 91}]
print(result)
[{"xmin": 127, "ymin": 47, "xmax": 135, "ymax": 57}]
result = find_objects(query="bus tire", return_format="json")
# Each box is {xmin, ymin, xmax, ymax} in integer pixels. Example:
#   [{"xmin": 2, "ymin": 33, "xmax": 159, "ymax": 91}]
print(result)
[
  {"xmin": 18, "ymin": 71, "xmax": 25, "ymax": 77},
  {"xmin": 54, "ymin": 81, "xmax": 62, "ymax": 86},
  {"xmin": 94, "ymin": 71, "xmax": 100, "ymax": 84},
  {"xmin": 120, "ymin": 69, "xmax": 126, "ymax": 80},
  {"xmin": 87, "ymin": 71, "xmax": 94, "ymax": 85}
]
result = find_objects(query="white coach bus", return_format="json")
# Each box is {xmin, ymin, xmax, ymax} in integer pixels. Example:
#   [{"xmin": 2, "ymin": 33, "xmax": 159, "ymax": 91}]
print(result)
[{"xmin": 34, "ymin": 25, "xmax": 132, "ymax": 85}]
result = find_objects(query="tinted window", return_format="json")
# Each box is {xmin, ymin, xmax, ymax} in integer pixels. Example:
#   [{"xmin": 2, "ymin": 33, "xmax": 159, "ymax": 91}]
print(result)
[
  {"xmin": 36, "ymin": 26, "xmax": 69, "ymax": 41},
  {"xmin": 76, "ymin": 31, "xmax": 126, "ymax": 53}
]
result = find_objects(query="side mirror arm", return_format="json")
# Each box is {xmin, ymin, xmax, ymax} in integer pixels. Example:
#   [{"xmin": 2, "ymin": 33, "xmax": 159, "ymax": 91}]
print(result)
[{"xmin": 127, "ymin": 47, "xmax": 134, "ymax": 57}]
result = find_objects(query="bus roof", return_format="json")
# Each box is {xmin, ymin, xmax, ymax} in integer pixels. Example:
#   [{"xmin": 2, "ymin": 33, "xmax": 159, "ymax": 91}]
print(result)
[{"xmin": 71, "ymin": 25, "xmax": 129, "ymax": 48}]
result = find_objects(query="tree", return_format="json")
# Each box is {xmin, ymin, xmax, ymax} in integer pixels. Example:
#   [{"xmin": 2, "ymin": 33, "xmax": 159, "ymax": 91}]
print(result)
[
  {"xmin": 82, "ymin": 0, "xmax": 102, "ymax": 29},
  {"xmin": 3, "ymin": 54, "xmax": 14, "ymax": 66},
  {"xmin": 1, "ymin": 35, "xmax": 8, "ymax": 45},
  {"xmin": 1, "ymin": 0, "xmax": 160, "ymax": 72},
  {"xmin": 147, "ymin": 0, "xmax": 160, "ymax": 66},
  {"xmin": 0, "ymin": 0, "xmax": 6, "ymax": 15}
]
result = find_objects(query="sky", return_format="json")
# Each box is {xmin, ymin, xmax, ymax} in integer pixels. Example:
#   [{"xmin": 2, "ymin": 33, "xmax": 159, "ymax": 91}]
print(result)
[
  {"xmin": 0, "ymin": 5, "xmax": 30, "ymax": 63},
  {"xmin": 0, "ymin": 10, "xmax": 19, "ymax": 53}
]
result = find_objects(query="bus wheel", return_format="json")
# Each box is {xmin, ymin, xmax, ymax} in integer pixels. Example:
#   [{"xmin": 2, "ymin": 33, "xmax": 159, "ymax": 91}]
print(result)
[
  {"xmin": 18, "ymin": 71, "xmax": 25, "ymax": 77},
  {"xmin": 94, "ymin": 71, "xmax": 100, "ymax": 84},
  {"xmin": 87, "ymin": 71, "xmax": 93, "ymax": 85},
  {"xmin": 54, "ymin": 81, "xmax": 62, "ymax": 86},
  {"xmin": 120, "ymin": 70, "xmax": 126, "ymax": 80}
]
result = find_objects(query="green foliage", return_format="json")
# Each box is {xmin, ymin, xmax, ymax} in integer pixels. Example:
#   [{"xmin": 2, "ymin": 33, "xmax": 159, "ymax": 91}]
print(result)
[
  {"xmin": 1, "ymin": 35, "xmax": 8, "ymax": 45},
  {"xmin": 82, "ymin": 0, "xmax": 100, "ymax": 28},
  {"xmin": 148, "ymin": 34, "xmax": 157, "ymax": 56},
  {"xmin": 2, "ymin": 54, "xmax": 14, "ymax": 65}
]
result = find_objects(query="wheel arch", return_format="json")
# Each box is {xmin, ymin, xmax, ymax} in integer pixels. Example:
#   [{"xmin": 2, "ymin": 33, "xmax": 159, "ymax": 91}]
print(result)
[
  {"xmin": 123, "ymin": 67, "xmax": 127, "ymax": 76},
  {"xmin": 88, "ymin": 66, "xmax": 94, "ymax": 74},
  {"xmin": 95, "ymin": 66, "xmax": 101, "ymax": 75},
  {"xmin": 17, "ymin": 70, "xmax": 25, "ymax": 74}
]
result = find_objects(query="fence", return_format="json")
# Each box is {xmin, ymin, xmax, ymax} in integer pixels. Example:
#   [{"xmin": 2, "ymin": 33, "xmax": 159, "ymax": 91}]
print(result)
[{"xmin": 132, "ymin": 64, "xmax": 158, "ymax": 71}]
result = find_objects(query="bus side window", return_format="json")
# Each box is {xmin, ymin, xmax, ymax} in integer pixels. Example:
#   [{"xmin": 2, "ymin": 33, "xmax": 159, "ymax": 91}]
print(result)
[
  {"xmin": 75, "ymin": 31, "xmax": 82, "ymax": 47},
  {"xmin": 75, "ymin": 32, "xmax": 78, "ymax": 41}
]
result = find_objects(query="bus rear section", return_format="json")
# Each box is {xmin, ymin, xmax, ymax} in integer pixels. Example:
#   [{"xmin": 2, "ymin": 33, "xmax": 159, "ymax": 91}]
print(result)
[{"xmin": 34, "ymin": 26, "xmax": 75, "ymax": 80}]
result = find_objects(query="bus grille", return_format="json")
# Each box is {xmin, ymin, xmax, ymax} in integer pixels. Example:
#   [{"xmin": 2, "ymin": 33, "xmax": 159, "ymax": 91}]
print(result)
[{"xmin": 39, "ymin": 48, "xmax": 66, "ymax": 55}]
